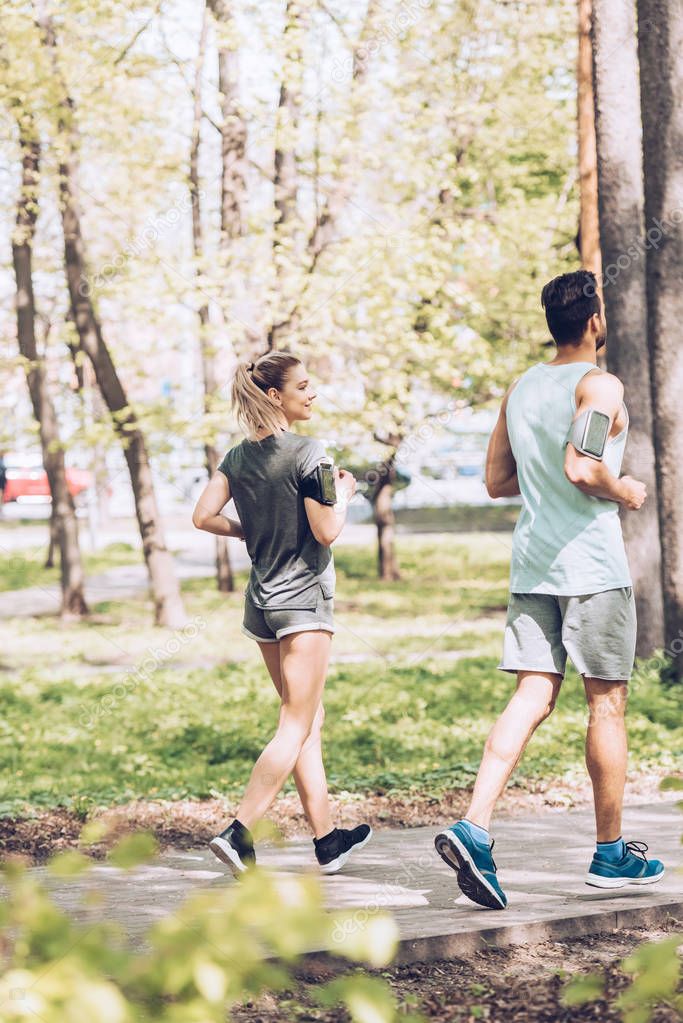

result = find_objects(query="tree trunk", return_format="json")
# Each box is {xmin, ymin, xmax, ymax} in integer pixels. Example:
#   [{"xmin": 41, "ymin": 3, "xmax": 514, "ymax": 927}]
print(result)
[
  {"xmin": 39, "ymin": 15, "xmax": 186, "ymax": 628},
  {"xmin": 45, "ymin": 505, "xmax": 57, "ymax": 569},
  {"xmin": 373, "ymin": 483, "xmax": 400, "ymax": 582},
  {"xmin": 577, "ymin": 0, "xmax": 602, "ymax": 278},
  {"xmin": 269, "ymin": 0, "xmax": 307, "ymax": 349},
  {"xmin": 370, "ymin": 447, "xmax": 401, "ymax": 581},
  {"xmin": 207, "ymin": 0, "xmax": 247, "ymax": 242},
  {"xmin": 591, "ymin": 0, "xmax": 664, "ymax": 656},
  {"xmin": 12, "ymin": 128, "xmax": 88, "ymax": 617},
  {"xmin": 191, "ymin": 1, "xmax": 234, "ymax": 593},
  {"xmin": 637, "ymin": 0, "xmax": 683, "ymax": 681}
]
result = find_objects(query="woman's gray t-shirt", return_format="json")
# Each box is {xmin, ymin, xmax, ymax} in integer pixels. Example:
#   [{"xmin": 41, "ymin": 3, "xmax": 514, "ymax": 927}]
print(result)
[{"xmin": 217, "ymin": 431, "xmax": 335, "ymax": 610}]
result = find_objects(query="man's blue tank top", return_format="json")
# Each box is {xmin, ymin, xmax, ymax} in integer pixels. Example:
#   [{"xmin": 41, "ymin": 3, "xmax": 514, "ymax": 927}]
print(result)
[{"xmin": 505, "ymin": 362, "xmax": 631, "ymax": 595}]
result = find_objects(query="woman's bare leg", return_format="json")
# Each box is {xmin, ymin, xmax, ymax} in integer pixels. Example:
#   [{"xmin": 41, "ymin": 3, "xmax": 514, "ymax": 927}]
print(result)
[
  {"xmin": 256, "ymin": 640, "xmax": 333, "ymax": 839},
  {"xmin": 236, "ymin": 630, "xmax": 332, "ymax": 831}
]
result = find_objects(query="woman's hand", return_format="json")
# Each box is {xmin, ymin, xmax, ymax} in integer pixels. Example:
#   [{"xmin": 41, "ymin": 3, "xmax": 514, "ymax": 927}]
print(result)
[
  {"xmin": 192, "ymin": 471, "xmax": 245, "ymax": 538},
  {"xmin": 335, "ymin": 467, "xmax": 357, "ymax": 500}
]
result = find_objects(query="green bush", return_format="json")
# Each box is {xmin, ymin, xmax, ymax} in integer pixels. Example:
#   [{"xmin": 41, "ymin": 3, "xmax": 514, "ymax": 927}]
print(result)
[{"xmin": 0, "ymin": 830, "xmax": 423, "ymax": 1023}]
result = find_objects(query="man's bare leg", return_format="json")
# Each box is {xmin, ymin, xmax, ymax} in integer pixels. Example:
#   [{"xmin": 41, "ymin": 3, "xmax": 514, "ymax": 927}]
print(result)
[
  {"xmin": 583, "ymin": 676, "xmax": 627, "ymax": 842},
  {"xmin": 465, "ymin": 670, "xmax": 563, "ymax": 829}
]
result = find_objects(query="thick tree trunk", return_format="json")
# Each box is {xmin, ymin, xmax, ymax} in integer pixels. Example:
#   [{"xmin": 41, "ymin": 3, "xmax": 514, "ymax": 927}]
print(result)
[
  {"xmin": 39, "ymin": 16, "xmax": 186, "ymax": 628},
  {"xmin": 191, "ymin": 2, "xmax": 234, "ymax": 593},
  {"xmin": 637, "ymin": 0, "xmax": 683, "ymax": 680},
  {"xmin": 577, "ymin": 0, "xmax": 602, "ymax": 278},
  {"xmin": 591, "ymin": 0, "xmax": 664, "ymax": 655},
  {"xmin": 12, "ymin": 130, "xmax": 88, "ymax": 617}
]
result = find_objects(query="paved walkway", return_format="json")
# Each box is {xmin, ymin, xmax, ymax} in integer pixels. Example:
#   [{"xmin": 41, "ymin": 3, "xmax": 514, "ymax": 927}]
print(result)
[{"xmin": 35, "ymin": 801, "xmax": 683, "ymax": 962}]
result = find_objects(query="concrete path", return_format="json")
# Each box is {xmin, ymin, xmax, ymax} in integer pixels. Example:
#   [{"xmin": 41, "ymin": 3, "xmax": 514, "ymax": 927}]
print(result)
[{"xmin": 34, "ymin": 801, "xmax": 683, "ymax": 962}]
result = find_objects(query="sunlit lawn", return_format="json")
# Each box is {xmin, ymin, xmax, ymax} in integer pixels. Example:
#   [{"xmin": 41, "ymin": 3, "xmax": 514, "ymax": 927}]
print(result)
[
  {"xmin": 0, "ymin": 533, "xmax": 680, "ymax": 815},
  {"xmin": 0, "ymin": 541, "xmax": 140, "ymax": 592}
]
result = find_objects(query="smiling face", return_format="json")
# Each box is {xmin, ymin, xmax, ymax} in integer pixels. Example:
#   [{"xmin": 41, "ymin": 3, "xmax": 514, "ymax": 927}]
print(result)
[{"xmin": 266, "ymin": 362, "xmax": 316, "ymax": 425}]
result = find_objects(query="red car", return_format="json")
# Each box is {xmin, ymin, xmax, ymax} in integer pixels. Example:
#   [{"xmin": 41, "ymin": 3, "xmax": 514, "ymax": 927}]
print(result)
[{"xmin": 1, "ymin": 453, "xmax": 92, "ymax": 504}]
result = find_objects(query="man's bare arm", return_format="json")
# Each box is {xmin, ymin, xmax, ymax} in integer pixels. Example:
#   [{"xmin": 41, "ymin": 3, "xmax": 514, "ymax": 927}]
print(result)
[
  {"xmin": 564, "ymin": 371, "xmax": 646, "ymax": 510},
  {"xmin": 485, "ymin": 384, "xmax": 520, "ymax": 499}
]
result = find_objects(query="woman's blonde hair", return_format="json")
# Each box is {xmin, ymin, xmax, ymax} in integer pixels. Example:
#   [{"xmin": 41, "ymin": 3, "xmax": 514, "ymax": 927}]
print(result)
[{"xmin": 231, "ymin": 351, "xmax": 302, "ymax": 440}]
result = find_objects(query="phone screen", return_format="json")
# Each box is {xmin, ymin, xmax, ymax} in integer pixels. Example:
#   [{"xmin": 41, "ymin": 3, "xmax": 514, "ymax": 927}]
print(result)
[
  {"xmin": 584, "ymin": 411, "xmax": 610, "ymax": 457},
  {"xmin": 319, "ymin": 466, "xmax": 337, "ymax": 503}
]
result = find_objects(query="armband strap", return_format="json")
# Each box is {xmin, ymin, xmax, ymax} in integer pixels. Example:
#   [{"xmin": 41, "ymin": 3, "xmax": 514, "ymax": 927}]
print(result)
[
  {"xmin": 300, "ymin": 471, "xmax": 322, "ymax": 501},
  {"xmin": 565, "ymin": 407, "xmax": 610, "ymax": 461}
]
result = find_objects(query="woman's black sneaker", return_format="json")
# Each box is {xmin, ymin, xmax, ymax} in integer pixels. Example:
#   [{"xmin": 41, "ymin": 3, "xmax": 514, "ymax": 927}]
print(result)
[
  {"xmin": 209, "ymin": 820, "xmax": 256, "ymax": 876},
  {"xmin": 313, "ymin": 824, "xmax": 373, "ymax": 874}
]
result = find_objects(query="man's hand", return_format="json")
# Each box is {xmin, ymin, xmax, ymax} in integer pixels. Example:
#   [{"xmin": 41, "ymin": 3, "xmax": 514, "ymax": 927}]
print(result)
[{"xmin": 619, "ymin": 475, "xmax": 647, "ymax": 510}]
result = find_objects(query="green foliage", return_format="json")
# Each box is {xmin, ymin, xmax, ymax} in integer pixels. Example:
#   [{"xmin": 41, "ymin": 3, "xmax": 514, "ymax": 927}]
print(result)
[
  {"xmin": 562, "ymin": 972, "xmax": 605, "ymax": 1006},
  {"xmin": 616, "ymin": 935, "xmax": 683, "ymax": 1023},
  {"xmin": 562, "ymin": 930, "xmax": 683, "ymax": 1022},
  {"xmin": 1, "ymin": 0, "xmax": 580, "ymax": 475},
  {"xmin": 0, "ymin": 836, "xmax": 416, "ymax": 1023}
]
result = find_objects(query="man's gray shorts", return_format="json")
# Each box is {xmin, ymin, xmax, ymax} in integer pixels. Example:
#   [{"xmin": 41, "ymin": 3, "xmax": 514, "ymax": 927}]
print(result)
[
  {"xmin": 499, "ymin": 586, "xmax": 636, "ymax": 681},
  {"xmin": 242, "ymin": 588, "xmax": 335, "ymax": 643}
]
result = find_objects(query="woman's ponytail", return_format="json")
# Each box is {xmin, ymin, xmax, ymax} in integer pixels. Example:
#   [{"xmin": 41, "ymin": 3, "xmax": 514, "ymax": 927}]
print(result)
[{"xmin": 231, "ymin": 351, "xmax": 302, "ymax": 440}]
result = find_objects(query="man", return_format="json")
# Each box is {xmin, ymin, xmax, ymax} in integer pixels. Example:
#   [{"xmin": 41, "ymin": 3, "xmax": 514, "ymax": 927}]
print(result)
[{"xmin": 434, "ymin": 269, "xmax": 664, "ymax": 909}]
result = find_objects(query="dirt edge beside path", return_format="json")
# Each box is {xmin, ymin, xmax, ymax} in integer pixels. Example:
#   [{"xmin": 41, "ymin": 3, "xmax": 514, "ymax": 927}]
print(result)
[{"xmin": 1, "ymin": 769, "xmax": 678, "ymax": 863}]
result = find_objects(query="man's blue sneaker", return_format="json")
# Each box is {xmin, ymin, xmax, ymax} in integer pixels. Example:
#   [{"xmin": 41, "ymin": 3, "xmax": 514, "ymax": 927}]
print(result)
[
  {"xmin": 586, "ymin": 840, "xmax": 665, "ymax": 889},
  {"xmin": 434, "ymin": 821, "xmax": 507, "ymax": 910}
]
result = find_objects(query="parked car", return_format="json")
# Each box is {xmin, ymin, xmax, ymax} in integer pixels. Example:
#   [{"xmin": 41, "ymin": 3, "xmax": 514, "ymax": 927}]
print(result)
[{"xmin": 1, "ymin": 453, "xmax": 92, "ymax": 504}]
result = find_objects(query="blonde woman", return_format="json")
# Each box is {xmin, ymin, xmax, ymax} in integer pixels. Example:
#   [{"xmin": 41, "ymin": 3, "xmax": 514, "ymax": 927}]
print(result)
[{"xmin": 193, "ymin": 351, "xmax": 372, "ymax": 875}]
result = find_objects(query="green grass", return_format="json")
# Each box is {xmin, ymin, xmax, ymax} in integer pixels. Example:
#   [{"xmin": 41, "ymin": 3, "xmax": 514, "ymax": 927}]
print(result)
[
  {"xmin": 394, "ymin": 503, "xmax": 521, "ymax": 533},
  {"xmin": 0, "ymin": 542, "xmax": 140, "ymax": 592},
  {"xmin": 0, "ymin": 534, "xmax": 680, "ymax": 815}
]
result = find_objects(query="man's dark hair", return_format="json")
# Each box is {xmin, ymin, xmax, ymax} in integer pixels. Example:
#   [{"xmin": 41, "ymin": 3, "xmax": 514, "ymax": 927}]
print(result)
[{"xmin": 540, "ymin": 270, "xmax": 601, "ymax": 345}]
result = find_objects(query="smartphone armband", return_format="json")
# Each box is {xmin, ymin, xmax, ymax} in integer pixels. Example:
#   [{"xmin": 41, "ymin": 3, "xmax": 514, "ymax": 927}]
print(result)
[
  {"xmin": 300, "ymin": 456, "xmax": 337, "ymax": 505},
  {"xmin": 565, "ymin": 407, "xmax": 610, "ymax": 460}
]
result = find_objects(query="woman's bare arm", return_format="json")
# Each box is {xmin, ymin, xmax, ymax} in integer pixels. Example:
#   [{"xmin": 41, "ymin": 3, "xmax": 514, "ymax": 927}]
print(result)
[{"xmin": 192, "ymin": 471, "xmax": 245, "ymax": 538}]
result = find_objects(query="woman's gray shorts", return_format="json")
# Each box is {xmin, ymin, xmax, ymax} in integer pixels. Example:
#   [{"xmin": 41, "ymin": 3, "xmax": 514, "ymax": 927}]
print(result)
[
  {"xmin": 242, "ymin": 588, "xmax": 335, "ymax": 643},
  {"xmin": 498, "ymin": 586, "xmax": 636, "ymax": 681}
]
